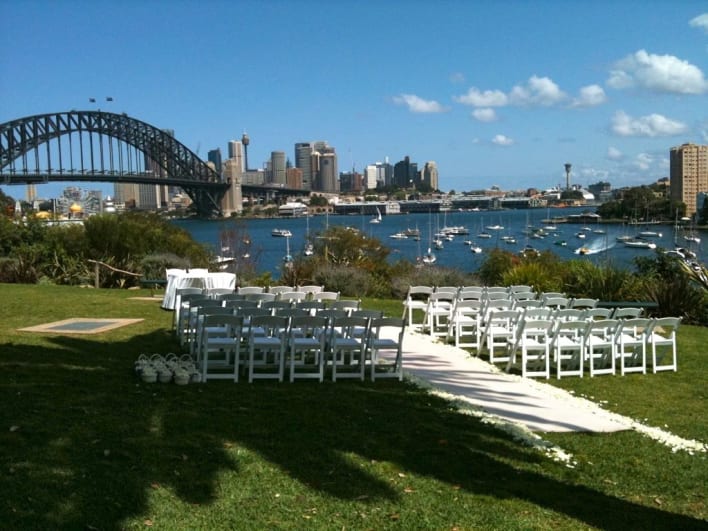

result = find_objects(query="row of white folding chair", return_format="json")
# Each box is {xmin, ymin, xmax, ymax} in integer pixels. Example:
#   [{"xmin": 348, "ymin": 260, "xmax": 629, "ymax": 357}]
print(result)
[
  {"xmin": 500, "ymin": 315, "xmax": 681, "ymax": 379},
  {"xmin": 194, "ymin": 308, "xmax": 402, "ymax": 383}
]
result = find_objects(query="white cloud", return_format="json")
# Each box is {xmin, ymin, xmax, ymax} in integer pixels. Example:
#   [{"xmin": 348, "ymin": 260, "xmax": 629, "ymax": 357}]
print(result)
[
  {"xmin": 634, "ymin": 152, "xmax": 653, "ymax": 171},
  {"xmin": 393, "ymin": 94, "xmax": 449, "ymax": 113},
  {"xmin": 571, "ymin": 84, "xmax": 607, "ymax": 107},
  {"xmin": 607, "ymin": 146, "xmax": 624, "ymax": 161},
  {"xmin": 689, "ymin": 13, "xmax": 708, "ymax": 33},
  {"xmin": 449, "ymin": 72, "xmax": 466, "ymax": 84},
  {"xmin": 472, "ymin": 108, "xmax": 498, "ymax": 122},
  {"xmin": 454, "ymin": 87, "xmax": 508, "ymax": 107},
  {"xmin": 607, "ymin": 49, "xmax": 708, "ymax": 94},
  {"xmin": 491, "ymin": 134, "xmax": 514, "ymax": 146},
  {"xmin": 509, "ymin": 75, "xmax": 567, "ymax": 106},
  {"xmin": 611, "ymin": 110, "xmax": 688, "ymax": 137}
]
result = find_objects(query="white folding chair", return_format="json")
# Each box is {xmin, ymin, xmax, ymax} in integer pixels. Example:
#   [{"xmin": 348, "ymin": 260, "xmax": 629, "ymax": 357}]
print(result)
[
  {"xmin": 367, "ymin": 317, "xmax": 406, "ymax": 381},
  {"xmin": 402, "ymin": 286, "xmax": 435, "ymax": 330},
  {"xmin": 198, "ymin": 314, "xmax": 244, "ymax": 382},
  {"xmin": 329, "ymin": 316, "xmax": 370, "ymax": 381},
  {"xmin": 612, "ymin": 307, "xmax": 644, "ymax": 320},
  {"xmin": 423, "ymin": 291, "xmax": 456, "ymax": 338},
  {"xmin": 247, "ymin": 315, "xmax": 289, "ymax": 382},
  {"xmin": 614, "ymin": 317, "xmax": 650, "ymax": 375},
  {"xmin": 447, "ymin": 299, "xmax": 483, "ymax": 349},
  {"xmin": 646, "ymin": 317, "xmax": 681, "ymax": 373},
  {"xmin": 550, "ymin": 320, "xmax": 587, "ymax": 378},
  {"xmin": 585, "ymin": 319, "xmax": 619, "ymax": 376},
  {"xmin": 288, "ymin": 315, "xmax": 329, "ymax": 382},
  {"xmin": 268, "ymin": 285, "xmax": 295, "ymax": 296},
  {"xmin": 506, "ymin": 318, "xmax": 554, "ymax": 378},
  {"xmin": 481, "ymin": 309, "xmax": 520, "ymax": 364}
]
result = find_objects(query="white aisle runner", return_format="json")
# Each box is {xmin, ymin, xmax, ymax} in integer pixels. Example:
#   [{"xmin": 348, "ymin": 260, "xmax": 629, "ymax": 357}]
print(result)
[{"xmin": 399, "ymin": 330, "xmax": 632, "ymax": 433}]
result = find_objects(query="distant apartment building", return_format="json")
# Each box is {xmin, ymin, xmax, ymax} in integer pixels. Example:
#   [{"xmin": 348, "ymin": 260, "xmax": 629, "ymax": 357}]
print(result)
[
  {"xmin": 670, "ymin": 143, "xmax": 708, "ymax": 218},
  {"xmin": 286, "ymin": 167, "xmax": 303, "ymax": 189},
  {"xmin": 208, "ymin": 148, "xmax": 223, "ymax": 175},
  {"xmin": 294, "ymin": 142, "xmax": 313, "ymax": 190},
  {"xmin": 422, "ymin": 161, "xmax": 439, "ymax": 190},
  {"xmin": 393, "ymin": 156, "xmax": 418, "ymax": 188},
  {"xmin": 270, "ymin": 151, "xmax": 287, "ymax": 185},
  {"xmin": 339, "ymin": 170, "xmax": 364, "ymax": 193},
  {"xmin": 364, "ymin": 160, "xmax": 393, "ymax": 189}
]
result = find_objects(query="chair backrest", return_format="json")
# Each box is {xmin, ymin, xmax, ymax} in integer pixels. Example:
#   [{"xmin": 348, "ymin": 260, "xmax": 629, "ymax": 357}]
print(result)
[
  {"xmin": 553, "ymin": 308, "xmax": 585, "ymax": 322},
  {"xmin": 542, "ymin": 297, "xmax": 570, "ymax": 310},
  {"xmin": 369, "ymin": 317, "xmax": 406, "ymax": 341},
  {"xmin": 201, "ymin": 313, "xmax": 244, "ymax": 337},
  {"xmin": 570, "ymin": 298, "xmax": 598, "ymax": 309},
  {"xmin": 614, "ymin": 317, "xmax": 651, "ymax": 341},
  {"xmin": 290, "ymin": 314, "xmax": 329, "ymax": 336},
  {"xmin": 485, "ymin": 291, "xmax": 512, "ymax": 302},
  {"xmin": 612, "ymin": 307, "xmax": 644, "ymax": 319},
  {"xmin": 648, "ymin": 316, "xmax": 682, "ymax": 337},
  {"xmin": 243, "ymin": 292, "xmax": 276, "ymax": 303},
  {"xmin": 237, "ymin": 286, "xmax": 265, "ymax": 295},
  {"xmin": 550, "ymin": 320, "xmax": 588, "ymax": 348},
  {"xmin": 274, "ymin": 307, "xmax": 309, "ymax": 319},
  {"xmin": 452, "ymin": 299, "xmax": 483, "ymax": 316},
  {"xmin": 313, "ymin": 291, "xmax": 340, "ymax": 302},
  {"xmin": 205, "ymin": 287, "xmax": 234, "ymax": 299},
  {"xmin": 330, "ymin": 315, "xmax": 371, "ymax": 341},
  {"xmin": 295, "ymin": 301, "xmax": 327, "ymax": 315},
  {"xmin": 268, "ymin": 285, "xmax": 296, "ymax": 295},
  {"xmin": 218, "ymin": 293, "xmax": 247, "ymax": 302},
  {"xmin": 316, "ymin": 309, "xmax": 349, "ymax": 323},
  {"xmin": 513, "ymin": 299, "xmax": 542, "ymax": 310},
  {"xmin": 485, "ymin": 286, "xmax": 508, "ymax": 294},
  {"xmin": 457, "ymin": 287, "xmax": 484, "ymax": 301},
  {"xmin": 298, "ymin": 285, "xmax": 324, "ymax": 295},
  {"xmin": 351, "ymin": 309, "xmax": 385, "ymax": 320},
  {"xmin": 523, "ymin": 307, "xmax": 553, "ymax": 320},
  {"xmin": 330, "ymin": 299, "xmax": 361, "ymax": 313},
  {"xmin": 583, "ymin": 308, "xmax": 612, "ymax": 320},
  {"xmin": 585, "ymin": 319, "xmax": 619, "ymax": 342},
  {"xmin": 277, "ymin": 291, "xmax": 308, "ymax": 302},
  {"xmin": 261, "ymin": 300, "xmax": 293, "ymax": 312},
  {"xmin": 248, "ymin": 315, "xmax": 290, "ymax": 342},
  {"xmin": 435, "ymin": 286, "xmax": 460, "ymax": 295},
  {"xmin": 509, "ymin": 285, "xmax": 533, "ymax": 293},
  {"xmin": 407, "ymin": 285, "xmax": 435, "ymax": 298}
]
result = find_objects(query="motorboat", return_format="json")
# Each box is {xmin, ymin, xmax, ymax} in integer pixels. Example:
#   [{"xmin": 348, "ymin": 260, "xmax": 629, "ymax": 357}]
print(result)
[
  {"xmin": 624, "ymin": 239, "xmax": 657, "ymax": 249},
  {"xmin": 272, "ymin": 228, "xmax": 293, "ymax": 237},
  {"xmin": 638, "ymin": 230, "xmax": 662, "ymax": 238},
  {"xmin": 389, "ymin": 232, "xmax": 407, "ymax": 240},
  {"xmin": 554, "ymin": 240, "xmax": 567, "ymax": 247},
  {"xmin": 575, "ymin": 246, "xmax": 590, "ymax": 255},
  {"xmin": 469, "ymin": 243, "xmax": 483, "ymax": 254},
  {"xmin": 421, "ymin": 249, "xmax": 436, "ymax": 265},
  {"xmin": 477, "ymin": 231, "xmax": 492, "ymax": 239}
]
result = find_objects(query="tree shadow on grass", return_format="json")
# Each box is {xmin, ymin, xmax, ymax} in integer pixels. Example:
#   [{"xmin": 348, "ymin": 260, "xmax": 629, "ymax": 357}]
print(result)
[{"xmin": 0, "ymin": 330, "xmax": 705, "ymax": 530}]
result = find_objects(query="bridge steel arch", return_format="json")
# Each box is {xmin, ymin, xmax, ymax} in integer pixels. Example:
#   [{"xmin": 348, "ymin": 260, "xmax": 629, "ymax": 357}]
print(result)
[{"xmin": 0, "ymin": 110, "xmax": 228, "ymax": 217}]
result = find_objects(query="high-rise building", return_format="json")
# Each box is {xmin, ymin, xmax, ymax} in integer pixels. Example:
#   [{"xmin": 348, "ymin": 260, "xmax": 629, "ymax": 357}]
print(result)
[
  {"xmin": 394, "ymin": 156, "xmax": 418, "ymax": 188},
  {"xmin": 295, "ymin": 142, "xmax": 313, "ymax": 190},
  {"xmin": 270, "ymin": 151, "xmax": 286, "ymax": 185},
  {"xmin": 670, "ymin": 143, "xmax": 708, "ymax": 218},
  {"xmin": 222, "ymin": 141, "xmax": 244, "ymax": 215},
  {"xmin": 286, "ymin": 167, "xmax": 303, "ymax": 189},
  {"xmin": 318, "ymin": 150, "xmax": 339, "ymax": 193},
  {"xmin": 422, "ymin": 161, "xmax": 439, "ymax": 190},
  {"xmin": 208, "ymin": 148, "xmax": 223, "ymax": 175}
]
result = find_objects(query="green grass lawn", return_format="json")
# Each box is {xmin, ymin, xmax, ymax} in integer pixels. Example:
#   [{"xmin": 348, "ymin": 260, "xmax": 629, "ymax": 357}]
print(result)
[{"xmin": 0, "ymin": 284, "xmax": 706, "ymax": 530}]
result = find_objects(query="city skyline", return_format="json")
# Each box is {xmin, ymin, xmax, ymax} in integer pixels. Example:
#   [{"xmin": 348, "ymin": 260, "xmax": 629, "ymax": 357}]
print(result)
[{"xmin": 1, "ymin": 1, "xmax": 707, "ymax": 199}]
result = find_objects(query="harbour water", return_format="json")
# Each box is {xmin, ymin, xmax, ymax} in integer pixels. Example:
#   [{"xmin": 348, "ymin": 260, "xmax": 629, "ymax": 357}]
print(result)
[{"xmin": 173, "ymin": 207, "xmax": 705, "ymax": 279}]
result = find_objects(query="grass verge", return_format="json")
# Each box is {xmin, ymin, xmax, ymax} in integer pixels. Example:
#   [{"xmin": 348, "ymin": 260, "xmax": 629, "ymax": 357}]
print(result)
[{"xmin": 0, "ymin": 284, "xmax": 706, "ymax": 530}]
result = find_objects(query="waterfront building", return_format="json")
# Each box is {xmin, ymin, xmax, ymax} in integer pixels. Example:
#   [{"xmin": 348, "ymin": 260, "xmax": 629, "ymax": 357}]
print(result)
[
  {"xmin": 286, "ymin": 167, "xmax": 303, "ymax": 189},
  {"xmin": 670, "ymin": 143, "xmax": 708, "ymax": 218},
  {"xmin": 422, "ymin": 161, "xmax": 439, "ymax": 190},
  {"xmin": 294, "ymin": 142, "xmax": 313, "ymax": 190},
  {"xmin": 394, "ymin": 156, "xmax": 418, "ymax": 188},
  {"xmin": 318, "ymin": 150, "xmax": 339, "ymax": 193},
  {"xmin": 208, "ymin": 148, "xmax": 223, "ymax": 175},
  {"xmin": 340, "ymin": 170, "xmax": 364, "ymax": 193},
  {"xmin": 270, "ymin": 151, "xmax": 287, "ymax": 185}
]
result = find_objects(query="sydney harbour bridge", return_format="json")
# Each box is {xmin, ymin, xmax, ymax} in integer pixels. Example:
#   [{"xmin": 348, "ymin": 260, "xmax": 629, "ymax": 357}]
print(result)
[{"xmin": 0, "ymin": 110, "xmax": 306, "ymax": 217}]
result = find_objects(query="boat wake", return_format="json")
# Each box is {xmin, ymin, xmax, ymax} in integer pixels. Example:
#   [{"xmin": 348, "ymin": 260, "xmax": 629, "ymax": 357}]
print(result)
[{"xmin": 574, "ymin": 238, "xmax": 616, "ymax": 255}]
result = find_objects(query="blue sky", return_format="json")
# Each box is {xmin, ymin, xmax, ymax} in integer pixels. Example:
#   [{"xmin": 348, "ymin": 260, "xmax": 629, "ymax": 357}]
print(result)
[{"xmin": 1, "ymin": 0, "xmax": 707, "ymax": 199}]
